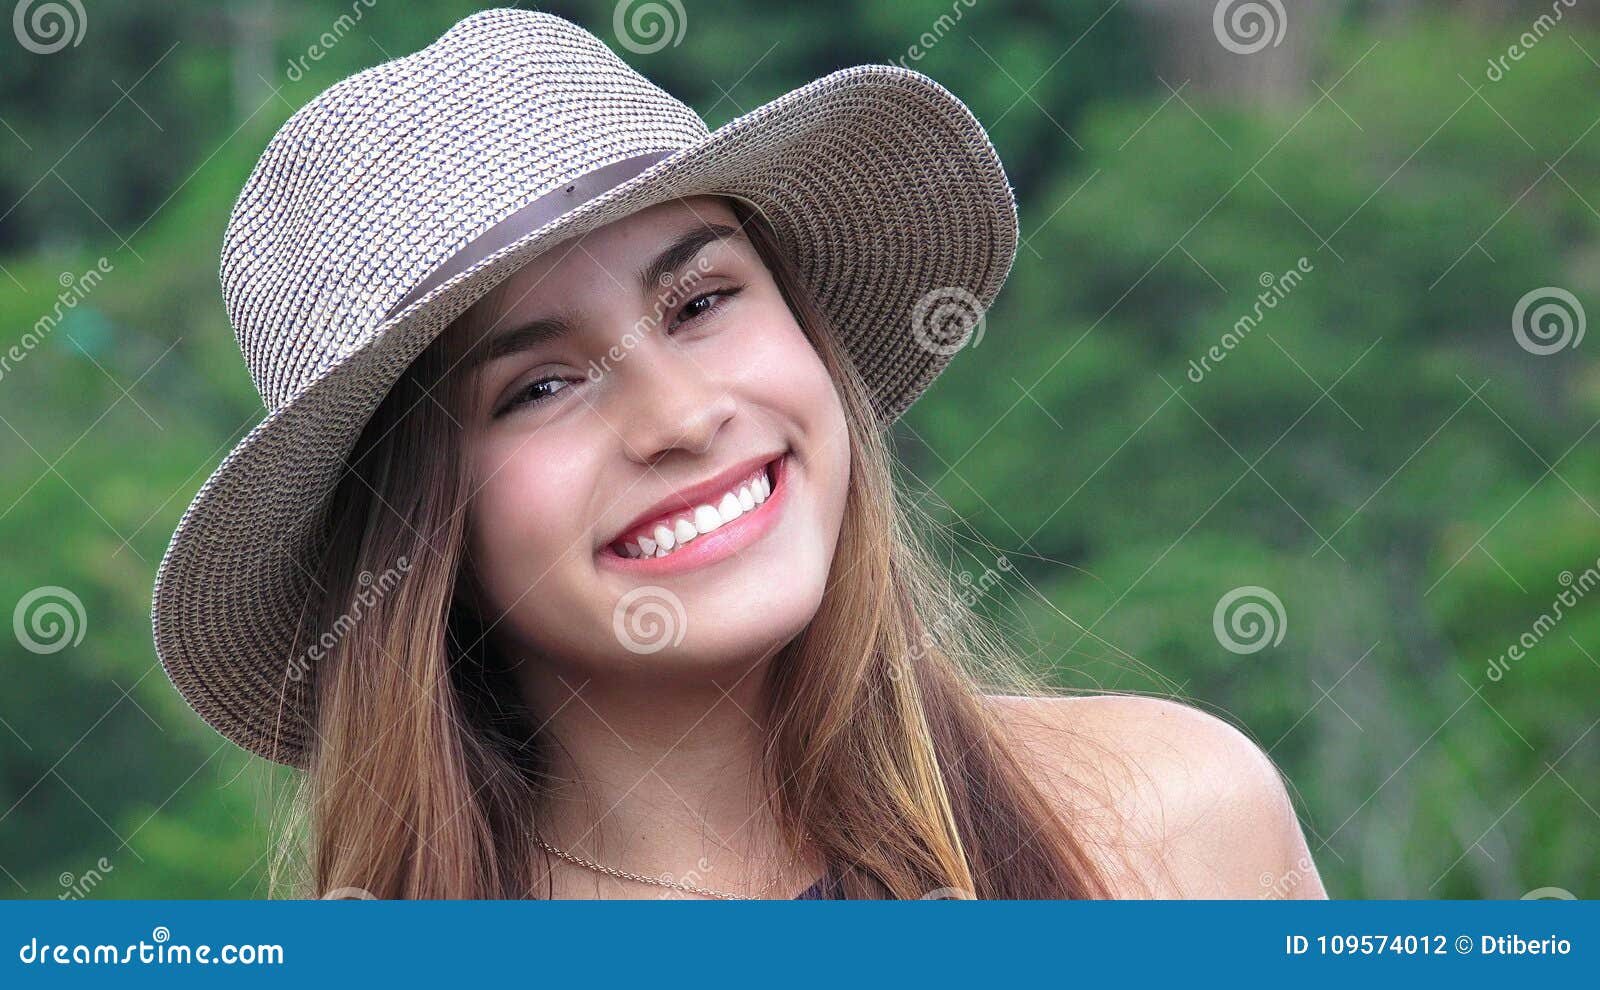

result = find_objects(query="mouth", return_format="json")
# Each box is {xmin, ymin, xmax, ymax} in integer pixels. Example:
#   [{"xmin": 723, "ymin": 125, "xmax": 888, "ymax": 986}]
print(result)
[{"xmin": 598, "ymin": 453, "xmax": 790, "ymax": 574}]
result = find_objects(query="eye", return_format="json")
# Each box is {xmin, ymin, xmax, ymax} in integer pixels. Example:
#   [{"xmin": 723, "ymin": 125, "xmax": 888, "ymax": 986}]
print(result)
[
  {"xmin": 671, "ymin": 285, "xmax": 743, "ymax": 330},
  {"xmin": 495, "ymin": 375, "xmax": 573, "ymax": 417}
]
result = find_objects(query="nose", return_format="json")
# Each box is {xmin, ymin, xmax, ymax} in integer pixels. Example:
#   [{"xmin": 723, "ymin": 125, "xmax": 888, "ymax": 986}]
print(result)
[{"xmin": 612, "ymin": 340, "xmax": 737, "ymax": 464}]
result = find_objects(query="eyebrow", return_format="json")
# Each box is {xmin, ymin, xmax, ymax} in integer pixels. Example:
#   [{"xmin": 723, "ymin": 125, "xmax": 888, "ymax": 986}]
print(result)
[{"xmin": 469, "ymin": 222, "xmax": 745, "ymax": 369}]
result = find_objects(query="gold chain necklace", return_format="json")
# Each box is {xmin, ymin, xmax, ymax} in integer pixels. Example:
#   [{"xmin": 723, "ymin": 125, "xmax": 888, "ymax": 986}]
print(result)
[{"xmin": 533, "ymin": 836, "xmax": 802, "ymax": 900}]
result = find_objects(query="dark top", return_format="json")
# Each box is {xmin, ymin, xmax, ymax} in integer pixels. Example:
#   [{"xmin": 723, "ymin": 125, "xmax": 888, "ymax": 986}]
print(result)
[{"xmin": 792, "ymin": 871, "xmax": 844, "ymax": 900}]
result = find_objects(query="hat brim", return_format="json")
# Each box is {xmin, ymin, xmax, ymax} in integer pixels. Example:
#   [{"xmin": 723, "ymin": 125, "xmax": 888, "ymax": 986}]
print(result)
[{"xmin": 151, "ymin": 64, "xmax": 1019, "ymax": 768}]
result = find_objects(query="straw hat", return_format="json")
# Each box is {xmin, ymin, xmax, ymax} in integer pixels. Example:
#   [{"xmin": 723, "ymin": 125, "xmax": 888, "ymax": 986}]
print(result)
[{"xmin": 151, "ymin": 8, "xmax": 1018, "ymax": 767}]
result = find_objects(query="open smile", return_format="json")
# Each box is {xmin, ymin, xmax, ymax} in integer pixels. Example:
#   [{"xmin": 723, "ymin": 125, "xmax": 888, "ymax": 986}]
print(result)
[{"xmin": 597, "ymin": 454, "xmax": 790, "ymax": 575}]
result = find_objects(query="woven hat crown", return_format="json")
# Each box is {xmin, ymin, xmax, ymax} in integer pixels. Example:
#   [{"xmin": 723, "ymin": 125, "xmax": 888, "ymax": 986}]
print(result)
[{"xmin": 221, "ymin": 9, "xmax": 710, "ymax": 411}]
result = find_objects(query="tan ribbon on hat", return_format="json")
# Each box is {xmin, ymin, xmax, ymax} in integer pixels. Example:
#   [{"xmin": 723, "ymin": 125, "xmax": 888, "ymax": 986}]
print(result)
[{"xmin": 390, "ymin": 150, "xmax": 675, "ymax": 317}]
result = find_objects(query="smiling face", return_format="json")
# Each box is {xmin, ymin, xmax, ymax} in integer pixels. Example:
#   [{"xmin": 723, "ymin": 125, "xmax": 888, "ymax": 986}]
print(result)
[{"xmin": 449, "ymin": 196, "xmax": 850, "ymax": 691}]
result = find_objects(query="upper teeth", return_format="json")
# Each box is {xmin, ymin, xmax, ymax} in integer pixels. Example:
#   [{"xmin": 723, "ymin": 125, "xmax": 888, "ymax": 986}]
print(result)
[{"xmin": 618, "ymin": 466, "xmax": 773, "ymax": 559}]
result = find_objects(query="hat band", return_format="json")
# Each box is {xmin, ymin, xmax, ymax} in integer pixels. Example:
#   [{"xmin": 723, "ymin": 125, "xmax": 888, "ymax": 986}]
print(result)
[{"xmin": 389, "ymin": 149, "xmax": 675, "ymax": 317}]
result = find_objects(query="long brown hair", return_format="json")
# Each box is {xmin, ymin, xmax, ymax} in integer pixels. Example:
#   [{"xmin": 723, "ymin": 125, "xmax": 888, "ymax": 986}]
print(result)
[{"xmin": 273, "ymin": 196, "xmax": 1112, "ymax": 899}]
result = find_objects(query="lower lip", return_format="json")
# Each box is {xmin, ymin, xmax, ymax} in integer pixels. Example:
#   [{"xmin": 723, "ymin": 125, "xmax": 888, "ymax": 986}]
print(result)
[{"xmin": 597, "ymin": 455, "xmax": 790, "ymax": 577}]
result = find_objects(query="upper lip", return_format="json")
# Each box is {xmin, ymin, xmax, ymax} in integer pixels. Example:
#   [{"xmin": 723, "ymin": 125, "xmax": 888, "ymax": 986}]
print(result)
[{"xmin": 603, "ymin": 451, "xmax": 783, "ymax": 547}]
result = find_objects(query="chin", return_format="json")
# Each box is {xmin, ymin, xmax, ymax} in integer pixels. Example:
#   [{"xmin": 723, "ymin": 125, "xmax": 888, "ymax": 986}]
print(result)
[
  {"xmin": 706, "ymin": 589, "xmax": 821, "ymax": 658},
  {"xmin": 633, "ymin": 577, "xmax": 825, "ymax": 675}
]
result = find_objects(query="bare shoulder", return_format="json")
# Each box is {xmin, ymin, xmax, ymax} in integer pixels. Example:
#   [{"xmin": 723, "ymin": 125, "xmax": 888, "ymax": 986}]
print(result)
[{"xmin": 984, "ymin": 693, "xmax": 1327, "ymax": 899}]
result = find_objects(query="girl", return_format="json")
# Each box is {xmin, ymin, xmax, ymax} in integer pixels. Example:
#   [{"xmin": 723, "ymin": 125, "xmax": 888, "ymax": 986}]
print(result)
[{"xmin": 152, "ymin": 9, "xmax": 1325, "ymax": 901}]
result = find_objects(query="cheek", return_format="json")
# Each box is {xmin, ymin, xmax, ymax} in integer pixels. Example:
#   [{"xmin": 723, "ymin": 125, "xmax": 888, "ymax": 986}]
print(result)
[
  {"xmin": 730, "ymin": 313, "xmax": 851, "ymax": 538},
  {"xmin": 723, "ymin": 309, "xmax": 842, "ymax": 425},
  {"xmin": 465, "ymin": 430, "xmax": 595, "ymax": 612}
]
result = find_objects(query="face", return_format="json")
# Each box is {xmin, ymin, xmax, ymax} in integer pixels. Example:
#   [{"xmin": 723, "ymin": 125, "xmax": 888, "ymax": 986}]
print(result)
[{"xmin": 452, "ymin": 196, "xmax": 850, "ymax": 690}]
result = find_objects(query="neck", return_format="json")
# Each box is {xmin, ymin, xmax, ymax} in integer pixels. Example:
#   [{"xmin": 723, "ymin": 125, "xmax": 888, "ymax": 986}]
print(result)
[{"xmin": 516, "ymin": 653, "xmax": 818, "ymax": 898}]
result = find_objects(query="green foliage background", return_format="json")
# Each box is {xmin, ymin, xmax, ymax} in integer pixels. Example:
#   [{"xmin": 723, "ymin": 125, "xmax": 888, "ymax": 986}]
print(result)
[{"xmin": 1, "ymin": 1, "xmax": 1595, "ymax": 899}]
